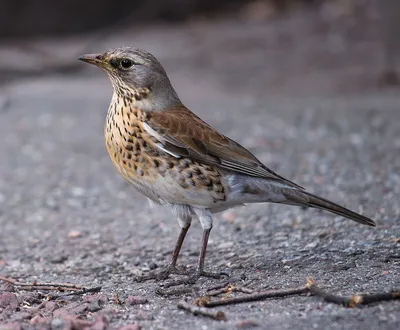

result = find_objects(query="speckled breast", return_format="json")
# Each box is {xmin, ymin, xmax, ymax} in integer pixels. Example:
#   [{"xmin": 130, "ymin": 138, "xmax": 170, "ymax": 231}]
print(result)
[{"xmin": 104, "ymin": 97, "xmax": 226, "ymax": 206}]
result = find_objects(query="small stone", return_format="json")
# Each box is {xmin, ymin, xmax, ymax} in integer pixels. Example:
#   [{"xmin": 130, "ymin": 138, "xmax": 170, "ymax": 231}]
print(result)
[
  {"xmin": 87, "ymin": 300, "xmax": 102, "ymax": 312},
  {"xmin": 90, "ymin": 314, "xmax": 109, "ymax": 330},
  {"xmin": 0, "ymin": 322, "xmax": 21, "ymax": 330},
  {"xmin": 52, "ymin": 307, "xmax": 70, "ymax": 318},
  {"xmin": 148, "ymin": 262, "xmax": 157, "ymax": 270},
  {"xmin": 67, "ymin": 230, "xmax": 83, "ymax": 239},
  {"xmin": 43, "ymin": 301, "xmax": 58, "ymax": 312},
  {"xmin": 126, "ymin": 296, "xmax": 148, "ymax": 306},
  {"xmin": 83, "ymin": 294, "xmax": 108, "ymax": 305},
  {"xmin": 67, "ymin": 315, "xmax": 93, "ymax": 328},
  {"xmin": 67, "ymin": 302, "xmax": 89, "ymax": 315},
  {"xmin": 50, "ymin": 255, "xmax": 68, "ymax": 264},
  {"xmin": 237, "ymin": 319, "xmax": 260, "ymax": 328},
  {"xmin": 30, "ymin": 315, "xmax": 51, "ymax": 326},
  {"xmin": 136, "ymin": 310, "xmax": 154, "ymax": 320},
  {"xmin": 71, "ymin": 187, "xmax": 86, "ymax": 197},
  {"xmin": 0, "ymin": 293, "xmax": 18, "ymax": 311},
  {"xmin": 10, "ymin": 312, "xmax": 31, "ymax": 322},
  {"xmin": 304, "ymin": 241, "xmax": 318, "ymax": 249},
  {"xmin": 50, "ymin": 318, "xmax": 68, "ymax": 330}
]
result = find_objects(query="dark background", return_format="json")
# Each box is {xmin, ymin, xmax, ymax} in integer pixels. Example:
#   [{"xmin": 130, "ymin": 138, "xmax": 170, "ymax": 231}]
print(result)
[
  {"xmin": 1, "ymin": 0, "xmax": 400, "ymax": 83},
  {"xmin": 1, "ymin": 0, "xmax": 319, "ymax": 37}
]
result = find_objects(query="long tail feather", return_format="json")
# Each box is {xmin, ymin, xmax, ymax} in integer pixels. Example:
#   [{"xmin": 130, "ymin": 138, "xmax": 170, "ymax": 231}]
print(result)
[{"xmin": 283, "ymin": 190, "xmax": 376, "ymax": 227}]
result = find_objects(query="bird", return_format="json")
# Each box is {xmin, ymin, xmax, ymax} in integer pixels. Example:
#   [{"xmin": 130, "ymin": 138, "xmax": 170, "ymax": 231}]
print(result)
[{"xmin": 78, "ymin": 47, "xmax": 376, "ymax": 284}]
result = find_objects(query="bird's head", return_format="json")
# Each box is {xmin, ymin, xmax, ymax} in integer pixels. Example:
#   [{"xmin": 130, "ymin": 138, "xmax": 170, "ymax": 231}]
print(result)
[{"xmin": 79, "ymin": 47, "xmax": 180, "ymax": 110}]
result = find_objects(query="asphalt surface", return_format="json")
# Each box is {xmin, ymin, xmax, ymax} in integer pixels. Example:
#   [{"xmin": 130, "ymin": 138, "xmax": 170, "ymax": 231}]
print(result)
[{"xmin": 0, "ymin": 10, "xmax": 399, "ymax": 330}]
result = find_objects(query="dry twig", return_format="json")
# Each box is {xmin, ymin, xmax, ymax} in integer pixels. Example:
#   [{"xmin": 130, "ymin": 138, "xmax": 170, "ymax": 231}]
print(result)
[
  {"xmin": 175, "ymin": 278, "xmax": 400, "ymax": 321},
  {"xmin": 47, "ymin": 287, "xmax": 102, "ymax": 300},
  {"xmin": 206, "ymin": 281, "xmax": 231, "ymax": 290},
  {"xmin": 200, "ymin": 286, "xmax": 308, "ymax": 307},
  {"xmin": 206, "ymin": 283, "xmax": 254, "ymax": 297},
  {"xmin": 177, "ymin": 300, "xmax": 226, "ymax": 321},
  {"xmin": 306, "ymin": 279, "xmax": 400, "ymax": 307},
  {"xmin": 0, "ymin": 275, "xmax": 101, "ymax": 295},
  {"xmin": 156, "ymin": 286, "xmax": 199, "ymax": 297},
  {"xmin": 194, "ymin": 279, "xmax": 400, "ymax": 310}
]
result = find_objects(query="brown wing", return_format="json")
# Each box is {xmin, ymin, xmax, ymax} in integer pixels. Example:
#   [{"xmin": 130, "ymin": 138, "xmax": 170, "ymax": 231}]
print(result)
[{"xmin": 145, "ymin": 105, "xmax": 303, "ymax": 189}]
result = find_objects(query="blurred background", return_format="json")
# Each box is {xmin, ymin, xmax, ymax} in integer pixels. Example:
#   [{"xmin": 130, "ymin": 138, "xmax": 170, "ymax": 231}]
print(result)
[{"xmin": 0, "ymin": 0, "xmax": 400, "ymax": 86}]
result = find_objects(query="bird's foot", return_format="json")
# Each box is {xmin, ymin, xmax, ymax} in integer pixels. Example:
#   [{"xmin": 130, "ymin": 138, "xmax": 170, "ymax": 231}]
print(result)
[
  {"xmin": 134, "ymin": 265, "xmax": 187, "ymax": 282},
  {"xmin": 161, "ymin": 269, "xmax": 229, "ymax": 287}
]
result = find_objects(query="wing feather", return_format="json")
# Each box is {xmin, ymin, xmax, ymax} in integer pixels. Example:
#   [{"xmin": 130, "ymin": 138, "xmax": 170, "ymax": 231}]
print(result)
[{"xmin": 144, "ymin": 105, "xmax": 303, "ymax": 189}]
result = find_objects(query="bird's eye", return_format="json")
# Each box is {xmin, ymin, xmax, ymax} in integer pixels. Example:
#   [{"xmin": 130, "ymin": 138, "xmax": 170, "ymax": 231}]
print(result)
[{"xmin": 120, "ymin": 58, "xmax": 134, "ymax": 69}]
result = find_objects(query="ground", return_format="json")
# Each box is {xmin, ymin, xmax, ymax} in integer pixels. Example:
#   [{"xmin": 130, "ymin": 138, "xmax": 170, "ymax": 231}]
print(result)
[{"xmin": 0, "ymin": 9, "xmax": 399, "ymax": 330}]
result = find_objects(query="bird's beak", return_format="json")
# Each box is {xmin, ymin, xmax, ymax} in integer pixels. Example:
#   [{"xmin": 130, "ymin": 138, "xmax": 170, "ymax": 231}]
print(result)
[{"xmin": 78, "ymin": 54, "xmax": 106, "ymax": 68}]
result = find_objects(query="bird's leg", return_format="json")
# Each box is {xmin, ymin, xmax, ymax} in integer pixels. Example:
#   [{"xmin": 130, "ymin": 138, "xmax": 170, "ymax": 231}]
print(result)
[
  {"xmin": 164, "ymin": 209, "xmax": 228, "ymax": 286},
  {"xmin": 159, "ymin": 224, "xmax": 191, "ymax": 277},
  {"xmin": 187, "ymin": 227, "xmax": 226, "ymax": 282},
  {"xmin": 197, "ymin": 228, "xmax": 210, "ymax": 274},
  {"xmin": 135, "ymin": 224, "xmax": 190, "ymax": 282},
  {"xmin": 186, "ymin": 209, "xmax": 229, "ymax": 283},
  {"xmin": 163, "ymin": 227, "xmax": 228, "ymax": 287}
]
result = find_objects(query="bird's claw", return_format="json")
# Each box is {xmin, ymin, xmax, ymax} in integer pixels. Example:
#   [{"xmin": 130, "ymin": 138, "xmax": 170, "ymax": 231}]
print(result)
[
  {"xmin": 134, "ymin": 265, "xmax": 187, "ymax": 282},
  {"xmin": 161, "ymin": 269, "xmax": 229, "ymax": 287}
]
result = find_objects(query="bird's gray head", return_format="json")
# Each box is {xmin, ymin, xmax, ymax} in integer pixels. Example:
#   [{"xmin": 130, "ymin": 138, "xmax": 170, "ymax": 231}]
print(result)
[{"xmin": 79, "ymin": 47, "xmax": 181, "ymax": 110}]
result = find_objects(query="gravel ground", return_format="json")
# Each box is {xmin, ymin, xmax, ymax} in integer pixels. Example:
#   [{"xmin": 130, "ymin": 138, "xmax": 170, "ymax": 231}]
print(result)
[{"xmin": 0, "ymin": 10, "xmax": 399, "ymax": 330}]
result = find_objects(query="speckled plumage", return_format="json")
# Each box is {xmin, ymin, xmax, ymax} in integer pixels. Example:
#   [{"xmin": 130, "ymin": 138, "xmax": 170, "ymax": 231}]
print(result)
[
  {"xmin": 104, "ymin": 99, "xmax": 226, "ymax": 207},
  {"xmin": 79, "ymin": 47, "xmax": 375, "ymax": 284}
]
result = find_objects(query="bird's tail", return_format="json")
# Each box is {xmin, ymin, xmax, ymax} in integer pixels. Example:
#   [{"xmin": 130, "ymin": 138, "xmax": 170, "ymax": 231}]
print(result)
[{"xmin": 283, "ymin": 189, "xmax": 376, "ymax": 227}]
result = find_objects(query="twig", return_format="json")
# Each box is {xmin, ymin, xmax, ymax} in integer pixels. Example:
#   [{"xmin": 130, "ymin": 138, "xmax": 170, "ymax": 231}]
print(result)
[
  {"xmin": 179, "ymin": 278, "xmax": 399, "ymax": 319},
  {"xmin": 306, "ymin": 279, "xmax": 400, "ymax": 307},
  {"xmin": 177, "ymin": 300, "xmax": 226, "ymax": 321},
  {"xmin": 156, "ymin": 286, "xmax": 199, "ymax": 297},
  {"xmin": 207, "ymin": 284, "xmax": 254, "ymax": 296},
  {"xmin": 0, "ymin": 275, "xmax": 99, "ymax": 293},
  {"xmin": 231, "ymin": 285, "xmax": 254, "ymax": 294},
  {"xmin": 205, "ymin": 281, "xmax": 230, "ymax": 293},
  {"xmin": 47, "ymin": 286, "xmax": 102, "ymax": 300},
  {"xmin": 200, "ymin": 286, "xmax": 308, "ymax": 307},
  {"xmin": 206, "ymin": 286, "xmax": 231, "ymax": 296}
]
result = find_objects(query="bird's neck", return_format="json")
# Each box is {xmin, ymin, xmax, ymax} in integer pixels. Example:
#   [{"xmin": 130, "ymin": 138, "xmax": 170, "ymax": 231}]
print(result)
[
  {"xmin": 106, "ymin": 87, "xmax": 182, "ymax": 128},
  {"xmin": 112, "ymin": 85, "xmax": 150, "ymax": 105},
  {"xmin": 111, "ymin": 81, "xmax": 181, "ymax": 113}
]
